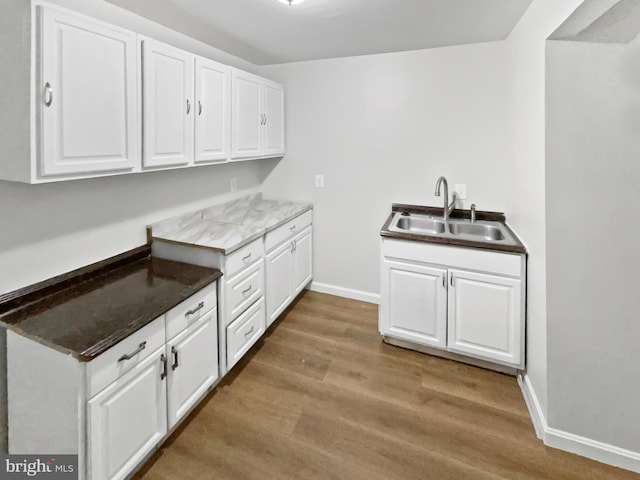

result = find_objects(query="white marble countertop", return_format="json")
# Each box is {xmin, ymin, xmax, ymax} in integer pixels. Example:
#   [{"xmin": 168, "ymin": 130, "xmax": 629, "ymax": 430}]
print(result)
[{"xmin": 148, "ymin": 194, "xmax": 313, "ymax": 254}]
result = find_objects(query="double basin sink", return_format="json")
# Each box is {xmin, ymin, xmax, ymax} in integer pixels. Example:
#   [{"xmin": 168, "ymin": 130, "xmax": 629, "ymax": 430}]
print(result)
[{"xmin": 388, "ymin": 212, "xmax": 518, "ymax": 246}]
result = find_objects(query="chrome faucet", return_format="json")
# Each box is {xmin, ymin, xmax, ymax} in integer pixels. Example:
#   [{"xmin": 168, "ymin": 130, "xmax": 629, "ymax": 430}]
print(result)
[{"xmin": 434, "ymin": 176, "xmax": 457, "ymax": 222}]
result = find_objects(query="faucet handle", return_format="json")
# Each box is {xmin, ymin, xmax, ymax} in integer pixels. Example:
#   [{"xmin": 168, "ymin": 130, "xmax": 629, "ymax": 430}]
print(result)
[{"xmin": 470, "ymin": 204, "xmax": 477, "ymax": 223}]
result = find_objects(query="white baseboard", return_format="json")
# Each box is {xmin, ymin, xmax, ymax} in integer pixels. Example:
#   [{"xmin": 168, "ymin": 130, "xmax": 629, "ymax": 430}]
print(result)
[
  {"xmin": 308, "ymin": 281, "xmax": 380, "ymax": 304},
  {"xmin": 518, "ymin": 373, "xmax": 640, "ymax": 474},
  {"xmin": 517, "ymin": 373, "xmax": 545, "ymax": 439}
]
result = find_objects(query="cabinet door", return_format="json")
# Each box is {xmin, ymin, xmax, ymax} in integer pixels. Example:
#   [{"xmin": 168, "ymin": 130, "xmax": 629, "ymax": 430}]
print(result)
[
  {"xmin": 447, "ymin": 269, "xmax": 522, "ymax": 367},
  {"xmin": 167, "ymin": 309, "xmax": 218, "ymax": 428},
  {"xmin": 379, "ymin": 260, "xmax": 447, "ymax": 348},
  {"xmin": 292, "ymin": 228, "xmax": 313, "ymax": 295},
  {"xmin": 263, "ymin": 81, "xmax": 285, "ymax": 156},
  {"xmin": 88, "ymin": 349, "xmax": 167, "ymax": 480},
  {"xmin": 142, "ymin": 39, "xmax": 193, "ymax": 168},
  {"xmin": 231, "ymin": 70, "xmax": 262, "ymax": 159},
  {"xmin": 194, "ymin": 57, "xmax": 229, "ymax": 163},
  {"xmin": 39, "ymin": 7, "xmax": 138, "ymax": 177},
  {"xmin": 266, "ymin": 241, "xmax": 293, "ymax": 326}
]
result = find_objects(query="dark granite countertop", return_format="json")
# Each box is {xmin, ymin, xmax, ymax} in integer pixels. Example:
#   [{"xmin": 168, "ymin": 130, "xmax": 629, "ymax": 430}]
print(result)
[
  {"xmin": 0, "ymin": 247, "xmax": 222, "ymax": 361},
  {"xmin": 381, "ymin": 204, "xmax": 527, "ymax": 254}
]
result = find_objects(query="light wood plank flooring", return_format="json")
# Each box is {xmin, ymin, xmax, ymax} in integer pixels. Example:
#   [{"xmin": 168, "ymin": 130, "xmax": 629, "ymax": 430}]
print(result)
[{"xmin": 134, "ymin": 291, "xmax": 639, "ymax": 480}]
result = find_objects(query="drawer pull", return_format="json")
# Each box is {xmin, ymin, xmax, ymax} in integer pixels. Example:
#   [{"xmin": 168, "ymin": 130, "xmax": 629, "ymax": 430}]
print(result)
[
  {"xmin": 244, "ymin": 326, "xmax": 255, "ymax": 337},
  {"xmin": 290, "ymin": 225, "xmax": 296, "ymax": 232},
  {"xmin": 160, "ymin": 354, "xmax": 167, "ymax": 380},
  {"xmin": 186, "ymin": 301, "xmax": 205, "ymax": 317},
  {"xmin": 118, "ymin": 341, "xmax": 146, "ymax": 362},
  {"xmin": 242, "ymin": 285, "xmax": 253, "ymax": 295},
  {"xmin": 171, "ymin": 346, "xmax": 179, "ymax": 370},
  {"xmin": 242, "ymin": 253, "xmax": 252, "ymax": 263},
  {"xmin": 43, "ymin": 82, "xmax": 53, "ymax": 107}
]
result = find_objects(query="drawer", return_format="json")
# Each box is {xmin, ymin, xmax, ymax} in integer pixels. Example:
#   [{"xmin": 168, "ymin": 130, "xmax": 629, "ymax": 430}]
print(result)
[
  {"xmin": 166, "ymin": 282, "xmax": 217, "ymax": 341},
  {"xmin": 225, "ymin": 237, "xmax": 264, "ymax": 277},
  {"xmin": 265, "ymin": 210, "xmax": 313, "ymax": 252},
  {"xmin": 225, "ymin": 260, "xmax": 264, "ymax": 324},
  {"xmin": 87, "ymin": 316, "xmax": 166, "ymax": 398},
  {"xmin": 226, "ymin": 298, "xmax": 265, "ymax": 370}
]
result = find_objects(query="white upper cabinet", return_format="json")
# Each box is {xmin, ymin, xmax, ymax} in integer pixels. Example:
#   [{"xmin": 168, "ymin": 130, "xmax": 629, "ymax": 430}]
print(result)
[
  {"xmin": 0, "ymin": 3, "xmax": 285, "ymax": 183},
  {"xmin": 263, "ymin": 81, "xmax": 286, "ymax": 157},
  {"xmin": 231, "ymin": 70, "xmax": 263, "ymax": 159},
  {"xmin": 39, "ymin": 6, "xmax": 138, "ymax": 178},
  {"xmin": 194, "ymin": 57, "xmax": 230, "ymax": 163},
  {"xmin": 231, "ymin": 69, "xmax": 285, "ymax": 160},
  {"xmin": 142, "ymin": 39, "xmax": 194, "ymax": 168}
]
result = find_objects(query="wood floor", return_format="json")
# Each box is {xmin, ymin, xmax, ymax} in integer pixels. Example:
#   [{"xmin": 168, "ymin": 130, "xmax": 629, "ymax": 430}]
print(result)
[{"xmin": 134, "ymin": 291, "xmax": 639, "ymax": 480}]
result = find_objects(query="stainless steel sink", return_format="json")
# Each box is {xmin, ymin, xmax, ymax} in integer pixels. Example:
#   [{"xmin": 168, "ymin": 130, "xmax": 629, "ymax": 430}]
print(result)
[
  {"xmin": 448, "ymin": 222, "xmax": 505, "ymax": 241},
  {"xmin": 393, "ymin": 215, "xmax": 446, "ymax": 234},
  {"xmin": 388, "ymin": 211, "xmax": 517, "ymax": 246}
]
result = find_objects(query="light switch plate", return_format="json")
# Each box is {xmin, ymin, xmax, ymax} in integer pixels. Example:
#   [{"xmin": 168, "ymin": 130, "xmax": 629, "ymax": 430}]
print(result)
[
  {"xmin": 454, "ymin": 184, "xmax": 467, "ymax": 200},
  {"xmin": 230, "ymin": 178, "xmax": 237, "ymax": 192},
  {"xmin": 315, "ymin": 174, "xmax": 325, "ymax": 188}
]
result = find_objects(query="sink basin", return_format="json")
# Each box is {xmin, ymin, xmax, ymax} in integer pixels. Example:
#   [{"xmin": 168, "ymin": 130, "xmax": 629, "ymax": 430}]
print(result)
[
  {"xmin": 391, "ymin": 215, "xmax": 446, "ymax": 234},
  {"xmin": 387, "ymin": 210, "xmax": 518, "ymax": 247},
  {"xmin": 449, "ymin": 222, "xmax": 505, "ymax": 241}
]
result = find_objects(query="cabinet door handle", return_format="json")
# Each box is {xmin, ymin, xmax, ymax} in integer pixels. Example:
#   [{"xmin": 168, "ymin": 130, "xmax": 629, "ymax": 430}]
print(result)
[
  {"xmin": 442, "ymin": 275, "xmax": 446, "ymax": 288},
  {"xmin": 185, "ymin": 301, "xmax": 204, "ymax": 317},
  {"xmin": 242, "ymin": 284, "xmax": 253, "ymax": 295},
  {"xmin": 242, "ymin": 253, "xmax": 252, "ymax": 263},
  {"xmin": 450, "ymin": 273, "xmax": 455, "ymax": 287},
  {"xmin": 291, "ymin": 240, "xmax": 295, "ymax": 253},
  {"xmin": 43, "ymin": 82, "xmax": 53, "ymax": 107},
  {"xmin": 244, "ymin": 326, "xmax": 255, "ymax": 337},
  {"xmin": 171, "ymin": 346, "xmax": 179, "ymax": 370},
  {"xmin": 160, "ymin": 354, "xmax": 167, "ymax": 380},
  {"xmin": 118, "ymin": 341, "xmax": 146, "ymax": 362},
  {"xmin": 264, "ymin": 114, "xmax": 267, "ymax": 125},
  {"xmin": 293, "ymin": 239, "xmax": 297, "ymax": 252},
  {"xmin": 198, "ymin": 100, "xmax": 203, "ymax": 115},
  {"xmin": 186, "ymin": 99, "xmax": 191, "ymax": 114}
]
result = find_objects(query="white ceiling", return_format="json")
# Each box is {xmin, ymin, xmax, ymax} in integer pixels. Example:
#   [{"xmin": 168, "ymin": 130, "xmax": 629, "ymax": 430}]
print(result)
[{"xmin": 129, "ymin": 0, "xmax": 535, "ymax": 65}]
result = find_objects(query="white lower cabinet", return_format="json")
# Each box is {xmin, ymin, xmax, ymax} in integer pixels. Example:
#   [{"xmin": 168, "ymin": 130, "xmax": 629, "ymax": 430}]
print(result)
[
  {"xmin": 7, "ymin": 281, "xmax": 219, "ymax": 480},
  {"xmin": 265, "ymin": 240, "xmax": 294, "ymax": 324},
  {"xmin": 265, "ymin": 222, "xmax": 313, "ymax": 326},
  {"xmin": 88, "ymin": 347, "xmax": 168, "ymax": 480},
  {"xmin": 166, "ymin": 309, "xmax": 219, "ymax": 428},
  {"xmin": 88, "ymin": 294, "xmax": 218, "ymax": 480},
  {"xmin": 379, "ymin": 261, "xmax": 447, "ymax": 348},
  {"xmin": 379, "ymin": 239, "xmax": 525, "ymax": 369},
  {"xmin": 292, "ymin": 228, "xmax": 313, "ymax": 295},
  {"xmin": 447, "ymin": 269, "xmax": 521, "ymax": 366}
]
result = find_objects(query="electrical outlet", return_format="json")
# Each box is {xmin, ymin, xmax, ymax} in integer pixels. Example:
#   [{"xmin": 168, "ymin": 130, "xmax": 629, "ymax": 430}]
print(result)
[
  {"xmin": 315, "ymin": 174, "xmax": 325, "ymax": 188},
  {"xmin": 454, "ymin": 184, "xmax": 467, "ymax": 200},
  {"xmin": 230, "ymin": 178, "xmax": 237, "ymax": 192}
]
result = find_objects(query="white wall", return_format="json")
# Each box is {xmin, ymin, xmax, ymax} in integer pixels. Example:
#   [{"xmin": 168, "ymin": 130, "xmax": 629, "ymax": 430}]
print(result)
[
  {"xmin": 260, "ymin": 42, "xmax": 512, "ymax": 298},
  {"xmin": 546, "ymin": 37, "xmax": 640, "ymax": 453},
  {"xmin": 0, "ymin": 164, "xmax": 267, "ymax": 293},
  {"xmin": 504, "ymin": 0, "xmax": 585, "ymax": 422}
]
